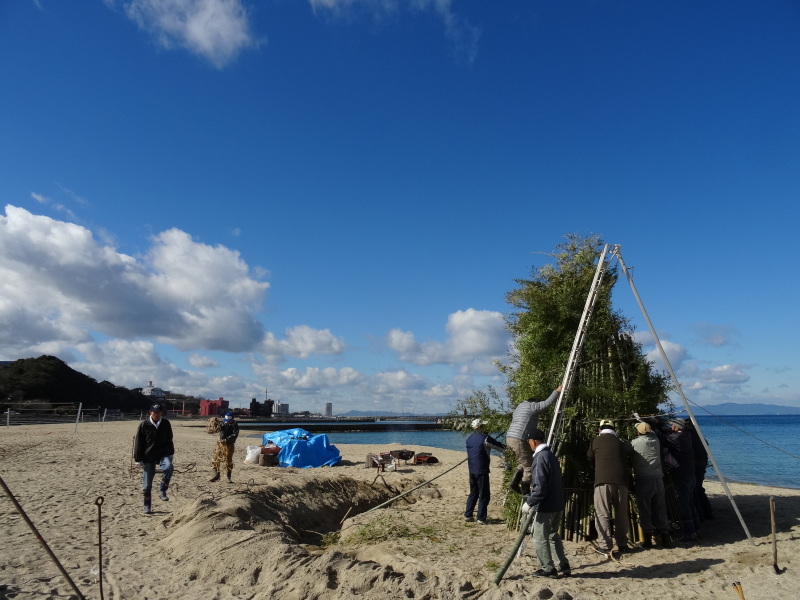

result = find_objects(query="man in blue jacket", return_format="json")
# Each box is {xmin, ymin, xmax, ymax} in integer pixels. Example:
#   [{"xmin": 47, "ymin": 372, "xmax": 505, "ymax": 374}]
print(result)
[
  {"xmin": 521, "ymin": 428, "xmax": 571, "ymax": 578},
  {"xmin": 134, "ymin": 403, "xmax": 175, "ymax": 515},
  {"xmin": 464, "ymin": 419, "xmax": 506, "ymax": 525}
]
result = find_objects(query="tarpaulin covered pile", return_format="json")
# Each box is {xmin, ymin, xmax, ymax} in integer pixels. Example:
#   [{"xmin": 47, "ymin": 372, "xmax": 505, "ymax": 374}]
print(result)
[{"xmin": 261, "ymin": 428, "xmax": 341, "ymax": 468}]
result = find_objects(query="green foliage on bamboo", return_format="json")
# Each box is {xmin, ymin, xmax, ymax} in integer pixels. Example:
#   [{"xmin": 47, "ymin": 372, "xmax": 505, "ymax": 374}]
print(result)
[{"xmin": 457, "ymin": 234, "xmax": 673, "ymax": 536}]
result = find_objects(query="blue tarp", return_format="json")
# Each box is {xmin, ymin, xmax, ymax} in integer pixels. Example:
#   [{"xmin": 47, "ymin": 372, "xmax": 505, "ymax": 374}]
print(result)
[{"xmin": 261, "ymin": 428, "xmax": 341, "ymax": 468}]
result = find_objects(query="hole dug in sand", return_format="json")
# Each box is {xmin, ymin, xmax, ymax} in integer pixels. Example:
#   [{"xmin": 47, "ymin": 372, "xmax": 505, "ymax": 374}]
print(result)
[{"xmin": 153, "ymin": 475, "xmax": 442, "ymax": 598}]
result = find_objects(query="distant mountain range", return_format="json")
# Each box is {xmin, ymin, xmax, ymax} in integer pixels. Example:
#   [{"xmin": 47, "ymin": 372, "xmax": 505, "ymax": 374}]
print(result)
[{"xmin": 696, "ymin": 403, "xmax": 800, "ymax": 416}]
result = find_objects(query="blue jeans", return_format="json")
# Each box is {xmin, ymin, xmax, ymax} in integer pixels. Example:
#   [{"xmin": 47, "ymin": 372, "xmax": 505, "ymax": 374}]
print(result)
[{"xmin": 141, "ymin": 456, "xmax": 173, "ymax": 494}]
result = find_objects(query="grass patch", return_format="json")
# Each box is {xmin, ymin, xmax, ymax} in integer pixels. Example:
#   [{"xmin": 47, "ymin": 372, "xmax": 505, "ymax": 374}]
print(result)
[{"xmin": 343, "ymin": 514, "xmax": 443, "ymax": 545}]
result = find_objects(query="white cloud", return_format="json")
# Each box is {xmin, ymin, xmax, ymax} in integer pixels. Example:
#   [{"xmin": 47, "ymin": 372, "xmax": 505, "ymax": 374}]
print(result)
[
  {"xmin": 309, "ymin": 0, "xmax": 480, "ymax": 64},
  {"xmin": 387, "ymin": 308, "xmax": 509, "ymax": 370},
  {"xmin": 278, "ymin": 366, "xmax": 364, "ymax": 390},
  {"xmin": 693, "ymin": 322, "xmax": 737, "ymax": 347},
  {"xmin": 0, "ymin": 205, "xmax": 269, "ymax": 354},
  {"xmin": 116, "ymin": 0, "xmax": 259, "ymax": 68},
  {"xmin": 0, "ymin": 204, "xmax": 504, "ymax": 414},
  {"xmin": 699, "ymin": 364, "xmax": 750, "ymax": 386},
  {"xmin": 188, "ymin": 353, "xmax": 220, "ymax": 369},
  {"xmin": 259, "ymin": 325, "xmax": 346, "ymax": 362}
]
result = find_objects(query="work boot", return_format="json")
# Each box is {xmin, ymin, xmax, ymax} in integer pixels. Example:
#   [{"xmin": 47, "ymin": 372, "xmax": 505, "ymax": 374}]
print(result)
[
  {"xmin": 509, "ymin": 468, "xmax": 523, "ymax": 494},
  {"xmin": 143, "ymin": 492, "xmax": 152, "ymax": 515},
  {"xmin": 642, "ymin": 532, "xmax": 653, "ymax": 548},
  {"xmin": 158, "ymin": 482, "xmax": 169, "ymax": 501},
  {"xmin": 226, "ymin": 470, "xmax": 232, "ymax": 483},
  {"xmin": 659, "ymin": 532, "xmax": 673, "ymax": 548},
  {"xmin": 209, "ymin": 471, "xmax": 220, "ymax": 482}
]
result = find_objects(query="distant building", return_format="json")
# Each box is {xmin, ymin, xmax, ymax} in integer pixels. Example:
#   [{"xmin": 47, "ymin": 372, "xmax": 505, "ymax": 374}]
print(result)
[
  {"xmin": 142, "ymin": 380, "xmax": 167, "ymax": 399},
  {"xmin": 199, "ymin": 397, "xmax": 229, "ymax": 417},
  {"xmin": 250, "ymin": 388, "xmax": 275, "ymax": 418},
  {"xmin": 275, "ymin": 403, "xmax": 289, "ymax": 415},
  {"xmin": 324, "ymin": 403, "xmax": 333, "ymax": 417}
]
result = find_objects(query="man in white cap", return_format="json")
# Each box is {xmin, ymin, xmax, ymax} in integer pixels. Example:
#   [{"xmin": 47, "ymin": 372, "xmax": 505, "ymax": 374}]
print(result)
[
  {"xmin": 210, "ymin": 411, "xmax": 240, "ymax": 482},
  {"xmin": 464, "ymin": 419, "xmax": 506, "ymax": 524},
  {"xmin": 587, "ymin": 418, "xmax": 632, "ymax": 557}
]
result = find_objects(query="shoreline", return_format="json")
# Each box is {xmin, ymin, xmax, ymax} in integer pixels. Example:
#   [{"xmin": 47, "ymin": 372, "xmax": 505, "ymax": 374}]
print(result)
[{"xmin": 2, "ymin": 421, "xmax": 799, "ymax": 599}]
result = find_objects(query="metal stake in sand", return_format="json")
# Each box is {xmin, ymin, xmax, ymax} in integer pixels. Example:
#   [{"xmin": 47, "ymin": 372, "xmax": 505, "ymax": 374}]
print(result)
[
  {"xmin": 95, "ymin": 496, "xmax": 106, "ymax": 600},
  {"xmin": 771, "ymin": 497, "xmax": 784, "ymax": 574},
  {"xmin": 0, "ymin": 474, "xmax": 87, "ymax": 600}
]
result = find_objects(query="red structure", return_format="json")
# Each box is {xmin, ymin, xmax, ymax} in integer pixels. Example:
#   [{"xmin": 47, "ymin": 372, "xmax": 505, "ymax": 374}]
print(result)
[{"xmin": 199, "ymin": 398, "xmax": 229, "ymax": 417}]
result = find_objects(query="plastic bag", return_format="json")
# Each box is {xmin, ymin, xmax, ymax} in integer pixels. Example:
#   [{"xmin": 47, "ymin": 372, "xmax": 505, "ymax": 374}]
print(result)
[{"xmin": 244, "ymin": 445, "xmax": 262, "ymax": 464}]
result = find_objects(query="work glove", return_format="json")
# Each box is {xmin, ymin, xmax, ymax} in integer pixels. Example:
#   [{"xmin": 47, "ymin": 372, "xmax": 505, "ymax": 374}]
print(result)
[{"xmin": 521, "ymin": 502, "xmax": 531, "ymax": 515}]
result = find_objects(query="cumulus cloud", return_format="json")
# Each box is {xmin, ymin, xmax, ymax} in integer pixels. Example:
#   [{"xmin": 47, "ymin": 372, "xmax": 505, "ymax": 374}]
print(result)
[
  {"xmin": 113, "ymin": 0, "xmax": 259, "ymax": 68},
  {"xmin": 693, "ymin": 322, "xmax": 737, "ymax": 347},
  {"xmin": 0, "ymin": 204, "xmax": 269, "ymax": 354},
  {"xmin": 309, "ymin": 0, "xmax": 480, "ymax": 64},
  {"xmin": 699, "ymin": 364, "xmax": 750, "ymax": 386},
  {"xmin": 277, "ymin": 366, "xmax": 364, "ymax": 390},
  {"xmin": 387, "ymin": 308, "xmax": 510, "ymax": 370},
  {"xmin": 188, "ymin": 353, "xmax": 220, "ymax": 369},
  {"xmin": 259, "ymin": 325, "xmax": 346, "ymax": 361}
]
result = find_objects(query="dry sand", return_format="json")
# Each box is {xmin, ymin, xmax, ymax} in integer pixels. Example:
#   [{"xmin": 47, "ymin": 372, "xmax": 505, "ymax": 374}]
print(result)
[{"xmin": 1, "ymin": 421, "xmax": 798, "ymax": 600}]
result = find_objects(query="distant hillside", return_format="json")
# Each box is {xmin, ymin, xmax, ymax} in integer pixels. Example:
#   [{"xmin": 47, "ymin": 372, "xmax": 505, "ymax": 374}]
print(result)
[
  {"xmin": 0, "ymin": 355, "xmax": 148, "ymax": 411},
  {"xmin": 698, "ymin": 402, "xmax": 800, "ymax": 416}
]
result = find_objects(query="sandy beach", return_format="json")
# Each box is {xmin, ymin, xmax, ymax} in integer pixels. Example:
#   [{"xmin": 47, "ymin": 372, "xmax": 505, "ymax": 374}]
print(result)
[{"xmin": 1, "ymin": 421, "xmax": 798, "ymax": 600}]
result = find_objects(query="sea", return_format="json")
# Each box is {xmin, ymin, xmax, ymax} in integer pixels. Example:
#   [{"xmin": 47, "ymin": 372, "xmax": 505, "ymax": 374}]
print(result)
[{"xmin": 246, "ymin": 415, "xmax": 800, "ymax": 490}]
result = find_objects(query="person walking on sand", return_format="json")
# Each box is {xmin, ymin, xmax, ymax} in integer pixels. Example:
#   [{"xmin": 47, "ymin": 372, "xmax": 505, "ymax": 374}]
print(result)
[
  {"xmin": 506, "ymin": 386, "xmax": 562, "ymax": 495},
  {"xmin": 521, "ymin": 428, "xmax": 571, "ymax": 578},
  {"xmin": 587, "ymin": 418, "xmax": 633, "ymax": 557},
  {"xmin": 134, "ymin": 403, "xmax": 175, "ymax": 515},
  {"xmin": 464, "ymin": 419, "xmax": 506, "ymax": 525},
  {"xmin": 210, "ymin": 411, "xmax": 240, "ymax": 482}
]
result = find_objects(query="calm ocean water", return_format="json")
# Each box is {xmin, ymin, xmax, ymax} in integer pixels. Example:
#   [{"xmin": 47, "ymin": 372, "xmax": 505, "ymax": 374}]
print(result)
[{"xmin": 247, "ymin": 415, "xmax": 800, "ymax": 489}]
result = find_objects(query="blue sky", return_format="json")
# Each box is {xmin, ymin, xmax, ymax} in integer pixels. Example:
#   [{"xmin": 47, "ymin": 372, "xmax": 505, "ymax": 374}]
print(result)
[{"xmin": 1, "ymin": 1, "xmax": 798, "ymax": 414}]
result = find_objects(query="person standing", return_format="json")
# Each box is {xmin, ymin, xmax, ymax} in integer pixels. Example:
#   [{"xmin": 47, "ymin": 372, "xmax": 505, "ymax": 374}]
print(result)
[
  {"xmin": 210, "ymin": 411, "xmax": 240, "ymax": 482},
  {"xmin": 134, "ymin": 403, "xmax": 175, "ymax": 515},
  {"xmin": 464, "ymin": 419, "xmax": 506, "ymax": 525},
  {"xmin": 587, "ymin": 418, "xmax": 632, "ymax": 557},
  {"xmin": 521, "ymin": 428, "xmax": 571, "ymax": 578},
  {"xmin": 506, "ymin": 386, "xmax": 562, "ymax": 494},
  {"xmin": 630, "ymin": 421, "xmax": 672, "ymax": 548},
  {"xmin": 663, "ymin": 418, "xmax": 699, "ymax": 542}
]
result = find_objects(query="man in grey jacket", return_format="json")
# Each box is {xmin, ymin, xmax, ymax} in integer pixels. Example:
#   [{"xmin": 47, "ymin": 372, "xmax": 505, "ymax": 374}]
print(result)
[
  {"xmin": 506, "ymin": 386, "xmax": 562, "ymax": 494},
  {"xmin": 630, "ymin": 421, "xmax": 672, "ymax": 548}
]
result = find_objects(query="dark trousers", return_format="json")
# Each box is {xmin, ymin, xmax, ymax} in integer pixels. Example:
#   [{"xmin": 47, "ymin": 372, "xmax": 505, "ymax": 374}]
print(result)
[{"xmin": 464, "ymin": 472, "xmax": 491, "ymax": 522}]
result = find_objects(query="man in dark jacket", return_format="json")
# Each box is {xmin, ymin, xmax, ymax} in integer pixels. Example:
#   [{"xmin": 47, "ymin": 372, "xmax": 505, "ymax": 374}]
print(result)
[
  {"xmin": 587, "ymin": 418, "xmax": 632, "ymax": 556},
  {"xmin": 521, "ymin": 428, "xmax": 571, "ymax": 578},
  {"xmin": 663, "ymin": 418, "xmax": 699, "ymax": 542},
  {"xmin": 464, "ymin": 419, "xmax": 506, "ymax": 525},
  {"xmin": 134, "ymin": 403, "xmax": 175, "ymax": 514},
  {"xmin": 210, "ymin": 411, "xmax": 240, "ymax": 482}
]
